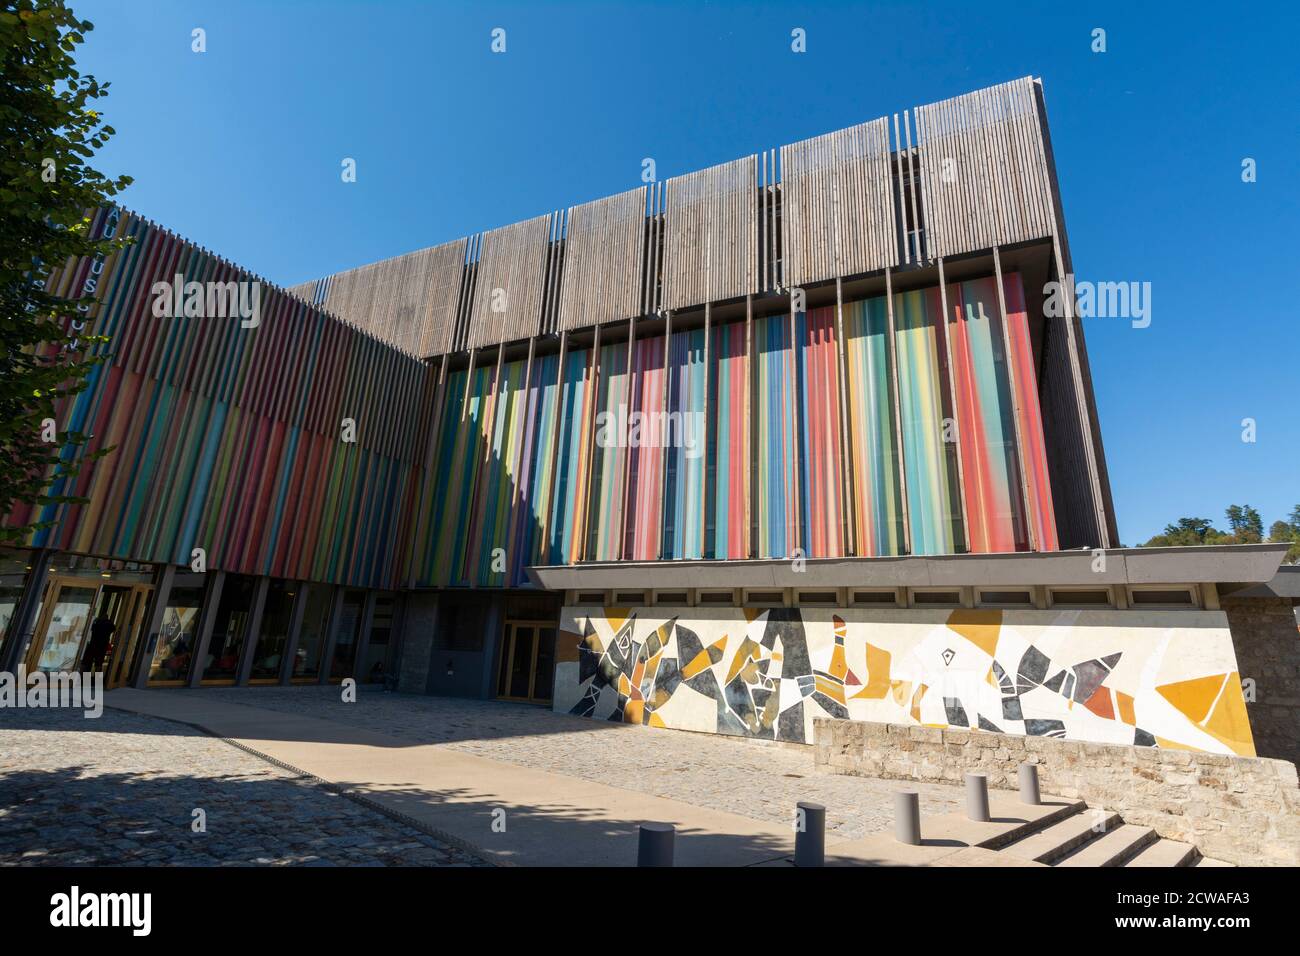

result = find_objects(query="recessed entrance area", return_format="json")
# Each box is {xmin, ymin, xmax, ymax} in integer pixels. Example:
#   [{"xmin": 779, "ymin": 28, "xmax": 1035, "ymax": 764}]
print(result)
[
  {"xmin": 496, "ymin": 621, "xmax": 557, "ymax": 704},
  {"xmin": 25, "ymin": 575, "xmax": 153, "ymax": 689}
]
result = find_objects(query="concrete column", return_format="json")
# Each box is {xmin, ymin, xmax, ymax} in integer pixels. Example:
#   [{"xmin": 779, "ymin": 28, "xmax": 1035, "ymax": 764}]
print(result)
[
  {"xmin": 0, "ymin": 549, "xmax": 53, "ymax": 673},
  {"xmin": 277, "ymin": 582, "xmax": 308, "ymax": 685},
  {"xmin": 388, "ymin": 591, "xmax": 435, "ymax": 692},
  {"xmin": 129, "ymin": 564, "xmax": 176, "ymax": 688},
  {"xmin": 186, "ymin": 570, "xmax": 226, "ymax": 688},
  {"xmin": 478, "ymin": 596, "xmax": 504, "ymax": 700},
  {"xmin": 353, "ymin": 590, "xmax": 378, "ymax": 683},
  {"xmin": 234, "ymin": 576, "xmax": 270, "ymax": 687},
  {"xmin": 317, "ymin": 586, "xmax": 345, "ymax": 685}
]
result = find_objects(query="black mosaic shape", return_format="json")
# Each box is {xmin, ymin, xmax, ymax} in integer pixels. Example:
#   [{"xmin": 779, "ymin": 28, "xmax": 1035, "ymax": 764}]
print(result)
[
  {"xmin": 943, "ymin": 697, "xmax": 969, "ymax": 727},
  {"xmin": 653, "ymin": 657, "xmax": 682, "ymax": 703},
  {"xmin": 1043, "ymin": 670, "xmax": 1066, "ymax": 693},
  {"xmin": 762, "ymin": 607, "xmax": 811, "ymax": 677},
  {"xmin": 1071, "ymin": 659, "xmax": 1110, "ymax": 703},
  {"xmin": 810, "ymin": 691, "xmax": 849, "ymax": 720},
  {"xmin": 1134, "ymin": 728, "xmax": 1156, "ymax": 747},
  {"xmin": 777, "ymin": 700, "xmax": 807, "ymax": 743},
  {"xmin": 716, "ymin": 700, "xmax": 751, "ymax": 737},
  {"xmin": 1016, "ymin": 645, "xmax": 1050, "ymax": 693},
  {"xmin": 724, "ymin": 675, "xmax": 757, "ymax": 727},
  {"xmin": 1023, "ymin": 718, "xmax": 1066, "ymax": 737},
  {"xmin": 569, "ymin": 686, "xmax": 599, "ymax": 718},
  {"xmin": 977, "ymin": 715, "xmax": 1003, "ymax": 733},
  {"xmin": 675, "ymin": 624, "xmax": 704, "ymax": 670},
  {"xmin": 685, "ymin": 666, "xmax": 721, "ymax": 701},
  {"xmin": 577, "ymin": 644, "xmax": 601, "ymax": 685},
  {"xmin": 1101, "ymin": 652, "xmax": 1121, "ymax": 669},
  {"xmin": 796, "ymin": 673, "xmax": 816, "ymax": 698},
  {"xmin": 1002, "ymin": 696, "xmax": 1023, "ymax": 721},
  {"xmin": 1062, "ymin": 672, "xmax": 1076, "ymax": 700}
]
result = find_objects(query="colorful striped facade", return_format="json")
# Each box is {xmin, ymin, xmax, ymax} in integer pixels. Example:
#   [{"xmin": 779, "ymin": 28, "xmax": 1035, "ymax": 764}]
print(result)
[
  {"xmin": 6, "ymin": 78, "xmax": 1111, "ymax": 603},
  {"xmin": 9, "ymin": 207, "xmax": 433, "ymax": 590},
  {"xmin": 8, "ymin": 208, "xmax": 1064, "ymax": 591},
  {"xmin": 408, "ymin": 273, "xmax": 1057, "ymax": 586}
]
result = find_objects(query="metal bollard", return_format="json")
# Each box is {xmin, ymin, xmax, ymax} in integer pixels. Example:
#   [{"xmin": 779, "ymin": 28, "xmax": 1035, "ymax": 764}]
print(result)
[
  {"xmin": 965, "ymin": 773, "xmax": 990, "ymax": 822},
  {"xmin": 637, "ymin": 823, "xmax": 675, "ymax": 867},
  {"xmin": 794, "ymin": 801, "xmax": 826, "ymax": 867},
  {"xmin": 1018, "ymin": 763, "xmax": 1041, "ymax": 805},
  {"xmin": 894, "ymin": 790, "xmax": 921, "ymax": 845}
]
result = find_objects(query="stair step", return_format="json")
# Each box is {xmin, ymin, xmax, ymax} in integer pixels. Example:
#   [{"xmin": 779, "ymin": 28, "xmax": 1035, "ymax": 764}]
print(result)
[
  {"xmin": 1124, "ymin": 839, "xmax": 1198, "ymax": 868},
  {"xmin": 1194, "ymin": 856, "xmax": 1235, "ymax": 867},
  {"xmin": 1056, "ymin": 824, "xmax": 1157, "ymax": 867},
  {"xmin": 1001, "ymin": 810, "xmax": 1122, "ymax": 864}
]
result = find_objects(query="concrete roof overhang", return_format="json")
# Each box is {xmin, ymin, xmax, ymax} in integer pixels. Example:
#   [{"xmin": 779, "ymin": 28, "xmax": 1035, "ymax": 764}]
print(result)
[
  {"xmin": 525, "ymin": 544, "xmax": 1290, "ymax": 593},
  {"xmin": 1221, "ymin": 563, "xmax": 1300, "ymax": 602}
]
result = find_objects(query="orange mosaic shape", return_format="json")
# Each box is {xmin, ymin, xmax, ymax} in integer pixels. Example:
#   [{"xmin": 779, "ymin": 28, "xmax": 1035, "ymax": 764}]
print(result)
[
  {"xmin": 1157, "ymin": 672, "xmax": 1255, "ymax": 757},
  {"xmin": 945, "ymin": 608, "xmax": 1002, "ymax": 657}
]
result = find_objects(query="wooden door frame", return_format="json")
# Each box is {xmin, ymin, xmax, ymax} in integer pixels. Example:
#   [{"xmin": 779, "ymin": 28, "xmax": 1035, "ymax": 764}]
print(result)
[{"xmin": 23, "ymin": 575, "xmax": 102, "ymax": 672}]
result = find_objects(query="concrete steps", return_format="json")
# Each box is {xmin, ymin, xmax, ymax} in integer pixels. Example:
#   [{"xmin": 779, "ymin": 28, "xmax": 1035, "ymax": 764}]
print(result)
[
  {"xmin": 998, "ymin": 804, "xmax": 1215, "ymax": 868},
  {"xmin": 1056, "ymin": 823, "xmax": 1157, "ymax": 867},
  {"xmin": 1002, "ymin": 810, "xmax": 1123, "ymax": 864},
  {"xmin": 1125, "ymin": 838, "xmax": 1198, "ymax": 868},
  {"xmin": 784, "ymin": 793, "xmax": 1228, "ymax": 868}
]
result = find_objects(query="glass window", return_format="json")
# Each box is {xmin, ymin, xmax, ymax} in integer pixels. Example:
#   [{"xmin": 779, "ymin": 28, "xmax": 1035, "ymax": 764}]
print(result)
[
  {"xmin": 292, "ymin": 584, "xmax": 332, "ymax": 680},
  {"xmin": 249, "ymin": 580, "xmax": 295, "ymax": 681},
  {"xmin": 34, "ymin": 585, "xmax": 97, "ymax": 672},
  {"xmin": 328, "ymin": 590, "xmax": 364, "ymax": 680},
  {"xmin": 200, "ymin": 574, "xmax": 255, "ymax": 682},
  {"xmin": 148, "ymin": 586, "xmax": 205, "ymax": 683},
  {"xmin": 360, "ymin": 595, "xmax": 394, "ymax": 684}
]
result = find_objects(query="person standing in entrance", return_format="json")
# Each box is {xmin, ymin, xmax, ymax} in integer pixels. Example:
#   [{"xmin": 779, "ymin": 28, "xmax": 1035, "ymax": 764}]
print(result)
[{"xmin": 81, "ymin": 613, "xmax": 116, "ymax": 672}]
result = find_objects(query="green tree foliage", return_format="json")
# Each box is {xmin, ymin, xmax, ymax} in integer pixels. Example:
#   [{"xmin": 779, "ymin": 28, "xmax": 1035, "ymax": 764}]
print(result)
[
  {"xmin": 1225, "ymin": 504, "xmax": 1263, "ymax": 543},
  {"xmin": 1266, "ymin": 506, "xmax": 1300, "ymax": 564},
  {"xmin": 1143, "ymin": 504, "xmax": 1299, "ymax": 563},
  {"xmin": 1, "ymin": 0, "xmax": 131, "ymax": 542}
]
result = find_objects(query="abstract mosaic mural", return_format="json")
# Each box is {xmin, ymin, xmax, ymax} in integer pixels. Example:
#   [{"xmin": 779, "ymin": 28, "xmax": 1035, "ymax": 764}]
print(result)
[{"xmin": 553, "ymin": 606, "xmax": 1255, "ymax": 756}]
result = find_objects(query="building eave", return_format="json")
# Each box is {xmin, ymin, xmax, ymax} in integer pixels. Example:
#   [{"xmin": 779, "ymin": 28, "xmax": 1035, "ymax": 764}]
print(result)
[{"xmin": 525, "ymin": 543, "xmax": 1290, "ymax": 593}]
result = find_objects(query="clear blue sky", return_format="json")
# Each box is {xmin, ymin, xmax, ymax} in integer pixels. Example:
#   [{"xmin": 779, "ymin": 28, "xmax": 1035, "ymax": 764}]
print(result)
[{"xmin": 73, "ymin": 0, "xmax": 1298, "ymax": 546}]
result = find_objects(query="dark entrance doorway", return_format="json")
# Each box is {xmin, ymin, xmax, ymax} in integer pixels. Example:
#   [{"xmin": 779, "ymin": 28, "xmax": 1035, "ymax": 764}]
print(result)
[{"xmin": 495, "ymin": 621, "xmax": 557, "ymax": 704}]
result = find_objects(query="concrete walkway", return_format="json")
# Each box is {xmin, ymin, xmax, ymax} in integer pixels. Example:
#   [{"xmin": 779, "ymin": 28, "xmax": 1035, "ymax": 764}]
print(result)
[{"xmin": 106, "ymin": 688, "xmax": 801, "ymax": 867}]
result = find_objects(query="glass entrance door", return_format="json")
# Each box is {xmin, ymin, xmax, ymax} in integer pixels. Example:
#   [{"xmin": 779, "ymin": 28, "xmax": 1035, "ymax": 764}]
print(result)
[
  {"xmin": 496, "ymin": 622, "xmax": 557, "ymax": 704},
  {"xmin": 105, "ymin": 585, "xmax": 152, "ymax": 688}
]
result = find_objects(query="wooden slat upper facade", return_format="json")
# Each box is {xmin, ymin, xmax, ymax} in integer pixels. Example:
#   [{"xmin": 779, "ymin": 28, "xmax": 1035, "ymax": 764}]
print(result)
[
  {"xmin": 661, "ymin": 156, "xmax": 759, "ymax": 311},
  {"xmin": 288, "ymin": 238, "xmax": 466, "ymax": 359},
  {"xmin": 914, "ymin": 76, "xmax": 1055, "ymax": 260},
  {"xmin": 463, "ymin": 213, "xmax": 554, "ymax": 350},
  {"xmin": 780, "ymin": 117, "xmax": 898, "ymax": 286},
  {"xmin": 296, "ymin": 77, "xmax": 1066, "ymax": 355},
  {"xmin": 556, "ymin": 187, "xmax": 646, "ymax": 331}
]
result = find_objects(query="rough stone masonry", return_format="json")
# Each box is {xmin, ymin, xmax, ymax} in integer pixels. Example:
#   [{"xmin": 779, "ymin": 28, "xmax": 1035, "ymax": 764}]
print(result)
[{"xmin": 814, "ymin": 717, "xmax": 1300, "ymax": 867}]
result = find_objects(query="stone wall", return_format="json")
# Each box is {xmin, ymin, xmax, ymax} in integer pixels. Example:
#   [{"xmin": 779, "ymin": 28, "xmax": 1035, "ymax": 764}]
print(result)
[
  {"xmin": 1223, "ymin": 595, "xmax": 1300, "ymax": 766},
  {"xmin": 814, "ymin": 718, "xmax": 1300, "ymax": 866}
]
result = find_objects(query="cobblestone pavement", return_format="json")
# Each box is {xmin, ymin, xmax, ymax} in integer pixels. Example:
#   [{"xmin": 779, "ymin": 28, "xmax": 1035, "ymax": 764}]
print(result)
[
  {"xmin": 0, "ymin": 706, "xmax": 487, "ymax": 867},
  {"xmin": 201, "ymin": 686, "xmax": 966, "ymax": 841}
]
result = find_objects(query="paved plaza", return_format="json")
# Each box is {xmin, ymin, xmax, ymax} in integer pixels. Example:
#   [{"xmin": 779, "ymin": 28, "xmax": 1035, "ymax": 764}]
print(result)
[
  {"xmin": 1, "ymin": 686, "xmax": 968, "ymax": 866},
  {"xmin": 0, "ymin": 705, "xmax": 486, "ymax": 867},
  {"xmin": 198, "ymin": 686, "xmax": 966, "ymax": 840}
]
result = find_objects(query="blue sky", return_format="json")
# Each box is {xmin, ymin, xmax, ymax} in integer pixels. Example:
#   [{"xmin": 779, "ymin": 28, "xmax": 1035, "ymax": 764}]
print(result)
[{"xmin": 73, "ymin": 0, "xmax": 1298, "ymax": 545}]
